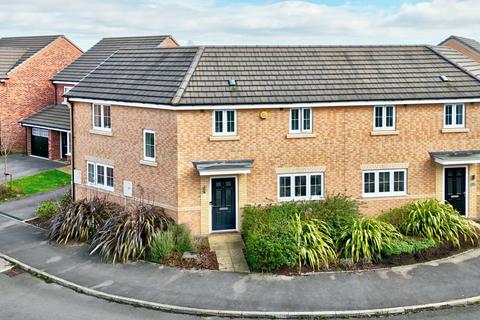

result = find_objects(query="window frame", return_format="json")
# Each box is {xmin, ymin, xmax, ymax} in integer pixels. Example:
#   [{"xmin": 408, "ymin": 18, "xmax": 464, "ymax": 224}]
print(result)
[
  {"xmin": 277, "ymin": 172, "xmax": 324, "ymax": 201},
  {"xmin": 86, "ymin": 161, "xmax": 114, "ymax": 191},
  {"xmin": 143, "ymin": 129, "xmax": 156, "ymax": 162},
  {"xmin": 289, "ymin": 107, "xmax": 313, "ymax": 134},
  {"xmin": 92, "ymin": 104, "xmax": 112, "ymax": 131},
  {"xmin": 212, "ymin": 110, "xmax": 237, "ymax": 136},
  {"xmin": 66, "ymin": 132, "xmax": 71, "ymax": 156},
  {"xmin": 63, "ymin": 86, "xmax": 73, "ymax": 104},
  {"xmin": 444, "ymin": 103, "xmax": 465, "ymax": 128},
  {"xmin": 362, "ymin": 169, "xmax": 407, "ymax": 197},
  {"xmin": 373, "ymin": 105, "xmax": 396, "ymax": 131}
]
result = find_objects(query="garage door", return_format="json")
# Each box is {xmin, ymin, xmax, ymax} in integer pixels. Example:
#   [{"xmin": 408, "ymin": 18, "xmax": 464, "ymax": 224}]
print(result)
[{"xmin": 31, "ymin": 128, "xmax": 49, "ymax": 158}]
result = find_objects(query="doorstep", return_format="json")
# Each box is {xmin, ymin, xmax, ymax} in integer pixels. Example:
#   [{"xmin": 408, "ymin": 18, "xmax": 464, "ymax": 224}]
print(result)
[{"xmin": 208, "ymin": 233, "xmax": 250, "ymax": 273}]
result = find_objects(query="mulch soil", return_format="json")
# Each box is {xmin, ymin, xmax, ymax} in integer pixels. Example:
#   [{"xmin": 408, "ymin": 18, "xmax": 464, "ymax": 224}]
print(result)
[
  {"xmin": 26, "ymin": 216, "xmax": 51, "ymax": 230},
  {"xmin": 160, "ymin": 248, "xmax": 219, "ymax": 270}
]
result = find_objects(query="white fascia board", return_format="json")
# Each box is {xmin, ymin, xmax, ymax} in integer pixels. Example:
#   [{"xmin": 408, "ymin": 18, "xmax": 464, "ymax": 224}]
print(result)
[
  {"xmin": 69, "ymin": 97, "xmax": 480, "ymax": 111},
  {"xmin": 434, "ymin": 158, "xmax": 480, "ymax": 165},
  {"xmin": 53, "ymin": 81, "xmax": 78, "ymax": 85},
  {"xmin": 198, "ymin": 168, "xmax": 252, "ymax": 176},
  {"xmin": 20, "ymin": 123, "xmax": 70, "ymax": 133}
]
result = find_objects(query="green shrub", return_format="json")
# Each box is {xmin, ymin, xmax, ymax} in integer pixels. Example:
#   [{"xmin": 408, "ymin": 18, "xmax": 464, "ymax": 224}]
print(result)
[
  {"xmin": 90, "ymin": 204, "xmax": 174, "ymax": 263},
  {"xmin": 242, "ymin": 204, "xmax": 298, "ymax": 272},
  {"xmin": 36, "ymin": 200, "xmax": 60, "ymax": 220},
  {"xmin": 291, "ymin": 212, "xmax": 336, "ymax": 270},
  {"xmin": 49, "ymin": 197, "xmax": 118, "ymax": 243},
  {"xmin": 148, "ymin": 224, "xmax": 193, "ymax": 262},
  {"xmin": 399, "ymin": 199, "xmax": 478, "ymax": 247},
  {"xmin": 150, "ymin": 229, "xmax": 175, "ymax": 262},
  {"xmin": 378, "ymin": 204, "xmax": 413, "ymax": 227},
  {"xmin": 382, "ymin": 238, "xmax": 437, "ymax": 256},
  {"xmin": 337, "ymin": 217, "xmax": 401, "ymax": 263}
]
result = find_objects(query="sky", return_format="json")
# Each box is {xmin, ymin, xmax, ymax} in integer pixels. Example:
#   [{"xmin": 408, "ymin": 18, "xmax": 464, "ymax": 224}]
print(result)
[{"xmin": 0, "ymin": 0, "xmax": 479, "ymax": 51}]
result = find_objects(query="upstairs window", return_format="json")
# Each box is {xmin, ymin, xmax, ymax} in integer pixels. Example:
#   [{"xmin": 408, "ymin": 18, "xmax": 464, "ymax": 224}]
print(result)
[
  {"xmin": 374, "ymin": 106, "xmax": 395, "ymax": 130},
  {"xmin": 213, "ymin": 110, "xmax": 236, "ymax": 136},
  {"xmin": 278, "ymin": 172, "xmax": 323, "ymax": 201},
  {"xmin": 290, "ymin": 108, "xmax": 312, "ymax": 133},
  {"xmin": 63, "ymin": 86, "xmax": 73, "ymax": 103},
  {"xmin": 363, "ymin": 169, "xmax": 406, "ymax": 197},
  {"xmin": 444, "ymin": 104, "xmax": 464, "ymax": 128},
  {"xmin": 87, "ymin": 161, "xmax": 114, "ymax": 191},
  {"xmin": 92, "ymin": 104, "xmax": 111, "ymax": 131},
  {"xmin": 143, "ymin": 130, "xmax": 156, "ymax": 161}
]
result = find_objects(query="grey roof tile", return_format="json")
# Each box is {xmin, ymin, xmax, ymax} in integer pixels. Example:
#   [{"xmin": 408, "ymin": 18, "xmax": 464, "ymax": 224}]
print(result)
[
  {"xmin": 433, "ymin": 46, "xmax": 480, "ymax": 80},
  {"xmin": 19, "ymin": 104, "xmax": 70, "ymax": 131},
  {"xmin": 52, "ymin": 35, "xmax": 173, "ymax": 83},
  {"xmin": 0, "ymin": 35, "xmax": 61, "ymax": 79},
  {"xmin": 67, "ymin": 45, "xmax": 480, "ymax": 106}
]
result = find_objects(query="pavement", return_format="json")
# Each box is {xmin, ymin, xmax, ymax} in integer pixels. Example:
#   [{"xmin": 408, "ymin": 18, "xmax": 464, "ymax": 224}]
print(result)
[
  {"xmin": 0, "ymin": 153, "xmax": 65, "ymax": 181},
  {"xmin": 4, "ymin": 270, "xmax": 480, "ymax": 320},
  {"xmin": 0, "ymin": 186, "xmax": 69, "ymax": 221},
  {"xmin": 209, "ymin": 233, "xmax": 250, "ymax": 273},
  {"xmin": 1, "ymin": 213, "xmax": 480, "ymax": 318}
]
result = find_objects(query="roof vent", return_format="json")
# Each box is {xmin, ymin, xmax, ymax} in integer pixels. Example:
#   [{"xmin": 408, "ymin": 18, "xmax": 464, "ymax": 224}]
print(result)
[
  {"xmin": 227, "ymin": 79, "xmax": 236, "ymax": 86},
  {"xmin": 439, "ymin": 74, "xmax": 451, "ymax": 82}
]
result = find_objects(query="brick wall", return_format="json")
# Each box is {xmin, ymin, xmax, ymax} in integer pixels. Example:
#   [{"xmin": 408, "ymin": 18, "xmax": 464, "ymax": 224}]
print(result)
[
  {"xmin": 0, "ymin": 37, "xmax": 82, "ymax": 152},
  {"xmin": 73, "ymin": 101, "xmax": 480, "ymax": 234},
  {"xmin": 48, "ymin": 130, "xmax": 60, "ymax": 160},
  {"xmin": 55, "ymin": 83, "xmax": 75, "ymax": 105}
]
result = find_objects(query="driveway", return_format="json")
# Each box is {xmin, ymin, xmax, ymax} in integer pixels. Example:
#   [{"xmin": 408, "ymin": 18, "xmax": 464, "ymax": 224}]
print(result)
[
  {"xmin": 0, "ymin": 154, "xmax": 65, "ymax": 181},
  {"xmin": 0, "ymin": 186, "xmax": 69, "ymax": 221}
]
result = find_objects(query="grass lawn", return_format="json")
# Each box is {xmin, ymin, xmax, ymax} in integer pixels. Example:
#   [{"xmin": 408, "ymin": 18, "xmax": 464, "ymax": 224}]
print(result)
[{"xmin": 9, "ymin": 169, "xmax": 71, "ymax": 195}]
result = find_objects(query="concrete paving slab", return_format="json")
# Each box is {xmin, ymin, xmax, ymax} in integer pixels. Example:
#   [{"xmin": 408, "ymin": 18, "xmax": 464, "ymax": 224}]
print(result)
[{"xmin": 0, "ymin": 257, "xmax": 11, "ymax": 273}]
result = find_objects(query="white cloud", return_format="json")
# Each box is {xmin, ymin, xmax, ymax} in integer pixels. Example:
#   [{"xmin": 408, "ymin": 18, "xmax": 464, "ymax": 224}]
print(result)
[{"xmin": 0, "ymin": 0, "xmax": 479, "ymax": 50}]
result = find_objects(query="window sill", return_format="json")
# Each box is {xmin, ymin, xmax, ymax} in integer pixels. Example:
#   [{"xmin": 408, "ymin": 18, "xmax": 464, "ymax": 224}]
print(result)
[
  {"xmin": 140, "ymin": 159, "xmax": 158, "ymax": 167},
  {"xmin": 286, "ymin": 133, "xmax": 317, "ymax": 139},
  {"xmin": 87, "ymin": 184, "xmax": 114, "ymax": 192},
  {"xmin": 89, "ymin": 129, "xmax": 113, "ymax": 136},
  {"xmin": 362, "ymin": 193, "xmax": 407, "ymax": 199},
  {"xmin": 441, "ymin": 128, "xmax": 469, "ymax": 133},
  {"xmin": 370, "ymin": 130, "xmax": 399, "ymax": 136},
  {"xmin": 209, "ymin": 135, "xmax": 240, "ymax": 141}
]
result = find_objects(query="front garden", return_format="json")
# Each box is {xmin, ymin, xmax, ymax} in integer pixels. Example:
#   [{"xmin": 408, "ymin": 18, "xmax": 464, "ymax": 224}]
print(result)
[
  {"xmin": 31, "ymin": 192, "xmax": 218, "ymax": 270},
  {"xmin": 242, "ymin": 195, "xmax": 479, "ymax": 273}
]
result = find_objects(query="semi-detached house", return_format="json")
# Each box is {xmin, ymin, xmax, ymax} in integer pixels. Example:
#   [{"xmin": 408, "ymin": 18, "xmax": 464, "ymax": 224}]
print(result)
[
  {"xmin": 66, "ymin": 45, "xmax": 480, "ymax": 236},
  {"xmin": 19, "ymin": 35, "xmax": 177, "ymax": 161}
]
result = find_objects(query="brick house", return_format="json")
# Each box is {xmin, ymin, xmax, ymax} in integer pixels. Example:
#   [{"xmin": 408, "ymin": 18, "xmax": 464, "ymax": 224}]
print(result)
[
  {"xmin": 66, "ymin": 45, "xmax": 480, "ymax": 236},
  {"xmin": 0, "ymin": 35, "xmax": 83, "ymax": 156},
  {"xmin": 19, "ymin": 35, "xmax": 177, "ymax": 161}
]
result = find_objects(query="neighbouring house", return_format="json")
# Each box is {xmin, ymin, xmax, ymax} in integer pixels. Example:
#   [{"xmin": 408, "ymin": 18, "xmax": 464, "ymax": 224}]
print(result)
[
  {"xmin": 0, "ymin": 35, "xmax": 83, "ymax": 157},
  {"xmin": 66, "ymin": 45, "xmax": 480, "ymax": 236},
  {"xmin": 434, "ymin": 36, "xmax": 480, "ymax": 80},
  {"xmin": 19, "ymin": 35, "xmax": 178, "ymax": 161}
]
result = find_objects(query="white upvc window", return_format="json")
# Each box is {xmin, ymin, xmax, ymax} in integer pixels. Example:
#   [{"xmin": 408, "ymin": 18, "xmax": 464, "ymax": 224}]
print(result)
[
  {"xmin": 87, "ymin": 161, "xmax": 114, "ymax": 191},
  {"xmin": 212, "ymin": 110, "xmax": 236, "ymax": 136},
  {"xmin": 373, "ymin": 106, "xmax": 395, "ymax": 130},
  {"xmin": 92, "ymin": 104, "xmax": 111, "ymax": 131},
  {"xmin": 362, "ymin": 169, "xmax": 407, "ymax": 197},
  {"xmin": 444, "ymin": 103, "xmax": 465, "ymax": 128},
  {"xmin": 143, "ymin": 129, "xmax": 156, "ymax": 162},
  {"xmin": 289, "ymin": 108, "xmax": 312, "ymax": 133},
  {"xmin": 278, "ymin": 172, "xmax": 324, "ymax": 201},
  {"xmin": 63, "ymin": 86, "xmax": 73, "ymax": 103},
  {"xmin": 66, "ymin": 132, "xmax": 71, "ymax": 155}
]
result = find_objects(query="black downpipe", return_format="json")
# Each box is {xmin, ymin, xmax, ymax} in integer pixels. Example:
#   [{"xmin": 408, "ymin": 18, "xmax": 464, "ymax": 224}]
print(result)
[{"xmin": 68, "ymin": 98, "xmax": 75, "ymax": 201}]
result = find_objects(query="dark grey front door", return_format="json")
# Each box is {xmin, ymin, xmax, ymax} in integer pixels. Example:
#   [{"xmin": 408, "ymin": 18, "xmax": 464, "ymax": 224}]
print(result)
[
  {"xmin": 211, "ymin": 177, "xmax": 236, "ymax": 231},
  {"xmin": 445, "ymin": 167, "xmax": 466, "ymax": 215}
]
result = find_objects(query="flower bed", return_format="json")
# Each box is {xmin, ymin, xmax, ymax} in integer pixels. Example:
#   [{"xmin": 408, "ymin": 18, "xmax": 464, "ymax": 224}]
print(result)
[
  {"xmin": 28, "ymin": 194, "xmax": 218, "ymax": 270},
  {"xmin": 243, "ymin": 196, "xmax": 479, "ymax": 273}
]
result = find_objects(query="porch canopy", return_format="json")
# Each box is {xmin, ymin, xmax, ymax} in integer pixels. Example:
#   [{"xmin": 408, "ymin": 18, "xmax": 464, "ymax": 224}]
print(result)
[
  {"xmin": 430, "ymin": 150, "xmax": 480, "ymax": 165},
  {"xmin": 18, "ymin": 104, "xmax": 70, "ymax": 132},
  {"xmin": 193, "ymin": 160, "xmax": 253, "ymax": 176}
]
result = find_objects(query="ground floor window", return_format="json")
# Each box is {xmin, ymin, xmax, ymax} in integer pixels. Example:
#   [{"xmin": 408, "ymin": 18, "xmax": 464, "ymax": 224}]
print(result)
[
  {"xmin": 363, "ymin": 169, "xmax": 406, "ymax": 197},
  {"xmin": 278, "ymin": 172, "xmax": 324, "ymax": 201},
  {"xmin": 87, "ymin": 161, "xmax": 114, "ymax": 191}
]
